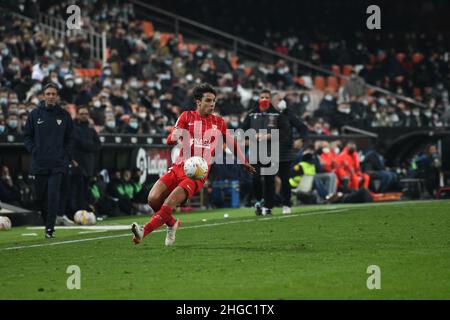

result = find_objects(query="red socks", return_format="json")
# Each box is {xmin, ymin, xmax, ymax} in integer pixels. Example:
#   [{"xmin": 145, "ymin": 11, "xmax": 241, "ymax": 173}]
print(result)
[{"xmin": 143, "ymin": 205, "xmax": 174, "ymax": 237}]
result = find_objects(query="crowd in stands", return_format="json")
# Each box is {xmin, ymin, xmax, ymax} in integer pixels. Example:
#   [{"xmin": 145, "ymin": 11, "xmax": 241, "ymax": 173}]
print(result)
[{"xmin": 0, "ymin": 1, "xmax": 448, "ymax": 216}]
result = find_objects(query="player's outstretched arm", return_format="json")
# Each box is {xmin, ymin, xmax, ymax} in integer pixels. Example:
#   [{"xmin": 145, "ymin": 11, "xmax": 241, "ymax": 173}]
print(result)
[{"xmin": 167, "ymin": 112, "xmax": 188, "ymax": 145}]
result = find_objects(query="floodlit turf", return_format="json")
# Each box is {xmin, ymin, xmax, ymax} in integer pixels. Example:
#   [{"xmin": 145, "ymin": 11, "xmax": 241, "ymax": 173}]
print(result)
[{"xmin": 0, "ymin": 200, "xmax": 449, "ymax": 299}]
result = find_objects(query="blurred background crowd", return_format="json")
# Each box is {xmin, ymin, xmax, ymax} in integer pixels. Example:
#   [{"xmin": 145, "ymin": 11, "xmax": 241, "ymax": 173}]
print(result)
[{"xmin": 0, "ymin": 0, "xmax": 448, "ymax": 220}]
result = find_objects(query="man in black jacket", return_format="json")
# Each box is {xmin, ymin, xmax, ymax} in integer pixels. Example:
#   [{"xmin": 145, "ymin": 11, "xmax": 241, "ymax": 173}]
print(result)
[
  {"xmin": 272, "ymin": 92, "xmax": 308, "ymax": 214},
  {"xmin": 23, "ymin": 83, "xmax": 74, "ymax": 238},
  {"xmin": 69, "ymin": 106, "xmax": 101, "ymax": 216},
  {"xmin": 241, "ymin": 89, "xmax": 281, "ymax": 216}
]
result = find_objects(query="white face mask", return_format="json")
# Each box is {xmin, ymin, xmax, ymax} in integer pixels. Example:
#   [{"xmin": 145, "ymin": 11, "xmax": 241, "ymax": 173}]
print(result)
[
  {"xmin": 277, "ymin": 100, "xmax": 287, "ymax": 111},
  {"xmin": 93, "ymin": 100, "xmax": 101, "ymax": 108},
  {"xmin": 138, "ymin": 112, "xmax": 147, "ymax": 119},
  {"xmin": 324, "ymin": 95, "xmax": 333, "ymax": 101},
  {"xmin": 322, "ymin": 147, "xmax": 330, "ymax": 154},
  {"xmin": 334, "ymin": 147, "xmax": 340, "ymax": 154}
]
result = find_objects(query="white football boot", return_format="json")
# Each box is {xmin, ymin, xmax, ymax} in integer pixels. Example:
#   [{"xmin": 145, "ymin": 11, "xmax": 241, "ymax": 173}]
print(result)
[
  {"xmin": 165, "ymin": 219, "xmax": 181, "ymax": 246},
  {"xmin": 131, "ymin": 222, "xmax": 144, "ymax": 245}
]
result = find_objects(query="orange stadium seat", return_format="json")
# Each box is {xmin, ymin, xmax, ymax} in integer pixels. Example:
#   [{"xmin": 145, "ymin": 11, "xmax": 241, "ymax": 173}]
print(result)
[
  {"xmin": 230, "ymin": 56, "xmax": 239, "ymax": 70},
  {"xmin": 141, "ymin": 21, "xmax": 154, "ymax": 38},
  {"xmin": 396, "ymin": 53, "xmax": 406, "ymax": 63},
  {"xmin": 343, "ymin": 65, "xmax": 353, "ymax": 76},
  {"xmin": 314, "ymin": 76, "xmax": 325, "ymax": 90},
  {"xmin": 412, "ymin": 53, "xmax": 424, "ymax": 64},
  {"xmin": 331, "ymin": 65, "xmax": 341, "ymax": 75},
  {"xmin": 74, "ymin": 68, "xmax": 102, "ymax": 77},
  {"xmin": 326, "ymin": 76, "xmax": 338, "ymax": 92}
]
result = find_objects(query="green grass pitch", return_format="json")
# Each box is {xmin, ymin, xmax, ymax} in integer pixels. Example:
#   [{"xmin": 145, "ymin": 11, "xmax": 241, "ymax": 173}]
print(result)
[{"xmin": 1, "ymin": 200, "xmax": 449, "ymax": 299}]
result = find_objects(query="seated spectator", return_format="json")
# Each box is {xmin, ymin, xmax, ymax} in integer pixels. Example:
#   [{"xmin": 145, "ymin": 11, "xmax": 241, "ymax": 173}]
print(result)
[
  {"xmin": 363, "ymin": 148, "xmax": 399, "ymax": 193},
  {"xmin": 0, "ymin": 166, "xmax": 21, "ymax": 206},
  {"xmin": 336, "ymin": 142, "xmax": 370, "ymax": 191}
]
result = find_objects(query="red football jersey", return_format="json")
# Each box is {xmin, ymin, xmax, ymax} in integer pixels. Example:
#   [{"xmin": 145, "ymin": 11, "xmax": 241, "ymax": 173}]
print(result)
[{"xmin": 167, "ymin": 110, "xmax": 247, "ymax": 166}]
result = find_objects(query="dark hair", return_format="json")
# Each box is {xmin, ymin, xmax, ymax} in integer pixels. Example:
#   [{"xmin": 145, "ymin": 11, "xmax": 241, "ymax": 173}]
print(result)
[
  {"xmin": 193, "ymin": 83, "xmax": 217, "ymax": 101},
  {"xmin": 43, "ymin": 82, "xmax": 58, "ymax": 92},
  {"xmin": 260, "ymin": 89, "xmax": 271, "ymax": 96}
]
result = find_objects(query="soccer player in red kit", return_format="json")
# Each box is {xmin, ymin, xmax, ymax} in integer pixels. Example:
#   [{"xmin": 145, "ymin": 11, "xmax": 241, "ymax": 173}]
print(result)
[{"xmin": 131, "ymin": 83, "xmax": 255, "ymax": 246}]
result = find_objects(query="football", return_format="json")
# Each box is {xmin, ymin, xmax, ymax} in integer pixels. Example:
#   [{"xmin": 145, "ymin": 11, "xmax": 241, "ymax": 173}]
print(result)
[
  {"xmin": 74, "ymin": 210, "xmax": 97, "ymax": 226},
  {"xmin": 184, "ymin": 156, "xmax": 209, "ymax": 180},
  {"xmin": 0, "ymin": 216, "xmax": 12, "ymax": 231}
]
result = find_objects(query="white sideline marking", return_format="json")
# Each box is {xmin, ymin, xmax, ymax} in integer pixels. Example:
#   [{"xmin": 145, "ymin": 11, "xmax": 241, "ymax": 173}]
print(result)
[
  {"xmin": 78, "ymin": 230, "xmax": 108, "ymax": 235},
  {"xmin": 1, "ymin": 209, "xmax": 349, "ymax": 251},
  {"xmin": 27, "ymin": 225, "xmax": 131, "ymax": 231},
  {"xmin": 21, "ymin": 233, "xmax": 38, "ymax": 237}
]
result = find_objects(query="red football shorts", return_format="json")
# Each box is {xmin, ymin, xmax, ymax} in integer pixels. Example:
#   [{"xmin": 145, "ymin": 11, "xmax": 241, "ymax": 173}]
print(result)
[{"xmin": 159, "ymin": 163, "xmax": 205, "ymax": 199}]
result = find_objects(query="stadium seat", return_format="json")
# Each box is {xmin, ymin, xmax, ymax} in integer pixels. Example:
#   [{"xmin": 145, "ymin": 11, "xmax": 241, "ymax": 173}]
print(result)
[
  {"xmin": 326, "ymin": 76, "xmax": 338, "ymax": 92},
  {"xmin": 396, "ymin": 53, "xmax": 406, "ymax": 63},
  {"xmin": 343, "ymin": 65, "xmax": 353, "ymax": 76},
  {"xmin": 141, "ymin": 20, "xmax": 154, "ymax": 38},
  {"xmin": 412, "ymin": 53, "xmax": 424, "ymax": 64},
  {"xmin": 314, "ymin": 76, "xmax": 325, "ymax": 90},
  {"xmin": 331, "ymin": 65, "xmax": 341, "ymax": 75}
]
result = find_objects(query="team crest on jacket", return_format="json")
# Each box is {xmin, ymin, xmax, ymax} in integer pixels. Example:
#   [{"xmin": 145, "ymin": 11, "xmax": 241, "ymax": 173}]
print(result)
[{"xmin": 57, "ymin": 119, "xmax": 62, "ymax": 125}]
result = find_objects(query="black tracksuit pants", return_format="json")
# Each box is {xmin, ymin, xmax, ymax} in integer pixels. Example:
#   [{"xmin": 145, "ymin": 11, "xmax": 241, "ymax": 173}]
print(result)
[
  {"xmin": 253, "ymin": 164, "xmax": 275, "ymax": 209},
  {"xmin": 34, "ymin": 173, "xmax": 64, "ymax": 233}
]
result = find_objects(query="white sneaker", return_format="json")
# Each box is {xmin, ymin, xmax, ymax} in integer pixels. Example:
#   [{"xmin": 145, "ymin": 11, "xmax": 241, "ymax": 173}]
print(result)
[
  {"xmin": 165, "ymin": 219, "xmax": 181, "ymax": 246},
  {"xmin": 261, "ymin": 207, "xmax": 272, "ymax": 216},
  {"xmin": 282, "ymin": 206, "xmax": 291, "ymax": 214},
  {"xmin": 131, "ymin": 222, "xmax": 144, "ymax": 245}
]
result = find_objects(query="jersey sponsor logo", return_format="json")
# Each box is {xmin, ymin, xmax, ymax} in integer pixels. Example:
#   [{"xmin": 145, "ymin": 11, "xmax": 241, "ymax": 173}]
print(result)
[
  {"xmin": 37, "ymin": 119, "xmax": 44, "ymax": 125},
  {"xmin": 190, "ymin": 138, "xmax": 212, "ymax": 149},
  {"xmin": 57, "ymin": 119, "xmax": 62, "ymax": 125}
]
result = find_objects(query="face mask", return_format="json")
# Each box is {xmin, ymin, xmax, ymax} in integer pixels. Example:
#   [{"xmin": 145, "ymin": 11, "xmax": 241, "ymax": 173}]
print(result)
[
  {"xmin": 277, "ymin": 100, "xmax": 287, "ymax": 111},
  {"xmin": 424, "ymin": 111, "xmax": 432, "ymax": 117},
  {"xmin": 334, "ymin": 147, "xmax": 340, "ymax": 154},
  {"xmin": 55, "ymin": 51, "xmax": 63, "ymax": 58},
  {"xmin": 103, "ymin": 81, "xmax": 112, "ymax": 88},
  {"xmin": 413, "ymin": 111, "xmax": 420, "ymax": 116},
  {"xmin": 93, "ymin": 101, "xmax": 101, "ymax": 108},
  {"xmin": 138, "ymin": 112, "xmax": 147, "ymax": 119},
  {"xmin": 324, "ymin": 95, "xmax": 333, "ymax": 101},
  {"xmin": 103, "ymin": 69, "xmax": 111, "ymax": 76},
  {"xmin": 65, "ymin": 80, "xmax": 74, "ymax": 88},
  {"xmin": 315, "ymin": 128, "xmax": 323, "ymax": 134},
  {"xmin": 1, "ymin": 48, "xmax": 9, "ymax": 56},
  {"xmin": 32, "ymin": 98, "xmax": 40, "ymax": 105},
  {"xmin": 404, "ymin": 111, "xmax": 411, "ymax": 116},
  {"xmin": 114, "ymin": 79, "xmax": 123, "ymax": 86},
  {"xmin": 259, "ymin": 99, "xmax": 270, "ymax": 111},
  {"xmin": 0, "ymin": 98, "xmax": 7, "ymax": 105},
  {"xmin": 129, "ymin": 122, "xmax": 138, "ymax": 129},
  {"xmin": 75, "ymin": 78, "xmax": 83, "ymax": 85},
  {"xmin": 51, "ymin": 77, "xmax": 58, "ymax": 83},
  {"xmin": 8, "ymin": 120, "xmax": 18, "ymax": 129},
  {"xmin": 339, "ymin": 108, "xmax": 351, "ymax": 114},
  {"xmin": 322, "ymin": 147, "xmax": 330, "ymax": 154},
  {"xmin": 230, "ymin": 121, "xmax": 239, "ymax": 128},
  {"xmin": 122, "ymin": 93, "xmax": 129, "ymax": 100},
  {"xmin": 106, "ymin": 121, "xmax": 115, "ymax": 128},
  {"xmin": 0, "ymin": 125, "xmax": 5, "ymax": 133},
  {"xmin": 130, "ymin": 81, "xmax": 139, "ymax": 88},
  {"xmin": 153, "ymin": 103, "xmax": 160, "ymax": 109},
  {"xmin": 302, "ymin": 96, "xmax": 309, "ymax": 103}
]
